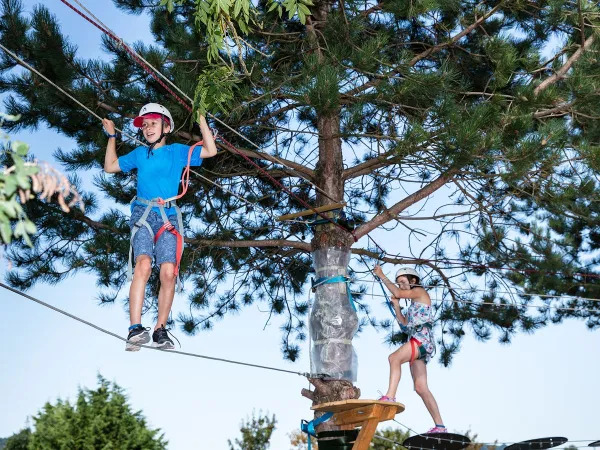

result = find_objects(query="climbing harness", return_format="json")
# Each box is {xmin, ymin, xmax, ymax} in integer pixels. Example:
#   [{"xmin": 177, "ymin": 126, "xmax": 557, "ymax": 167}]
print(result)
[
  {"xmin": 301, "ymin": 412, "xmax": 334, "ymax": 450},
  {"xmin": 128, "ymin": 197, "xmax": 185, "ymax": 292}
]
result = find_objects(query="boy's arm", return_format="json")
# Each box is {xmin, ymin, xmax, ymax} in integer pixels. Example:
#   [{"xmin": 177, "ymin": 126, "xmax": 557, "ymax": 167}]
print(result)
[
  {"xmin": 198, "ymin": 115, "xmax": 217, "ymax": 158},
  {"xmin": 103, "ymin": 118, "xmax": 121, "ymax": 173}
]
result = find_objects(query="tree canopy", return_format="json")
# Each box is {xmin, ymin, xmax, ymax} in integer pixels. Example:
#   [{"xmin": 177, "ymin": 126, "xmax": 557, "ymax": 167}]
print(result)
[
  {"xmin": 0, "ymin": 0, "xmax": 599, "ymax": 364},
  {"xmin": 2, "ymin": 375, "xmax": 167, "ymax": 450}
]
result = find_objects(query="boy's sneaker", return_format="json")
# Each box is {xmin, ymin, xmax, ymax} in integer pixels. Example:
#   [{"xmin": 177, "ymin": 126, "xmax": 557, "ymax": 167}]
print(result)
[
  {"xmin": 152, "ymin": 325, "xmax": 176, "ymax": 350},
  {"xmin": 125, "ymin": 325, "xmax": 150, "ymax": 352},
  {"xmin": 426, "ymin": 426, "xmax": 448, "ymax": 434}
]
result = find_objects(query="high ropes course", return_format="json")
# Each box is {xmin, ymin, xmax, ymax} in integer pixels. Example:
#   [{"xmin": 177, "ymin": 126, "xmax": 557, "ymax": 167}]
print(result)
[{"xmin": 1, "ymin": 0, "xmax": 599, "ymax": 449}]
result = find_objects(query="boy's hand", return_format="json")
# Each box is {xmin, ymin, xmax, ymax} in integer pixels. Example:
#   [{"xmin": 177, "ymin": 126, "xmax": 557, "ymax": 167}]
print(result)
[
  {"xmin": 373, "ymin": 265, "xmax": 384, "ymax": 279},
  {"xmin": 102, "ymin": 118, "xmax": 116, "ymax": 135}
]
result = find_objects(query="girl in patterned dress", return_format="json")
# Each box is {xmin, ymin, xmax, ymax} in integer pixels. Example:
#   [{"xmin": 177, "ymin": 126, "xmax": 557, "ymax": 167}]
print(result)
[{"xmin": 372, "ymin": 265, "xmax": 447, "ymax": 434}]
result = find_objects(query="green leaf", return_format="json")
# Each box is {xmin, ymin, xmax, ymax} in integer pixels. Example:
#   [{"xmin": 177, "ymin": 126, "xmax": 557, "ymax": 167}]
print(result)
[
  {"xmin": 24, "ymin": 219, "xmax": 36, "ymax": 234},
  {"xmin": 11, "ymin": 141, "xmax": 29, "ymax": 156},
  {"xmin": 298, "ymin": 3, "xmax": 311, "ymax": 15},
  {"xmin": 0, "ymin": 220, "xmax": 11, "ymax": 244},
  {"xmin": 16, "ymin": 173, "xmax": 30, "ymax": 189},
  {"xmin": 13, "ymin": 220, "xmax": 24, "ymax": 238},
  {"xmin": 233, "ymin": 0, "xmax": 242, "ymax": 17},
  {"xmin": 4, "ymin": 177, "xmax": 17, "ymax": 196}
]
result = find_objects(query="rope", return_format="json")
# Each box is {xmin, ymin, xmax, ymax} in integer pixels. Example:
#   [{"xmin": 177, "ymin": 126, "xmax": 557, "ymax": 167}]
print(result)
[
  {"xmin": 0, "ymin": 282, "xmax": 310, "ymax": 378},
  {"xmin": 57, "ymin": 0, "xmax": 356, "ymax": 241},
  {"xmin": 0, "ymin": 43, "xmax": 144, "ymax": 147}
]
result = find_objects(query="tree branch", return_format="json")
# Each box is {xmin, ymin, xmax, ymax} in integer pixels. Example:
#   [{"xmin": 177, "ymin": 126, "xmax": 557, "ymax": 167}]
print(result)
[
  {"xmin": 345, "ymin": 3, "xmax": 504, "ymax": 97},
  {"xmin": 534, "ymin": 35, "xmax": 595, "ymax": 95},
  {"xmin": 188, "ymin": 238, "xmax": 311, "ymax": 251},
  {"xmin": 343, "ymin": 151, "xmax": 399, "ymax": 180},
  {"xmin": 353, "ymin": 168, "xmax": 458, "ymax": 239}
]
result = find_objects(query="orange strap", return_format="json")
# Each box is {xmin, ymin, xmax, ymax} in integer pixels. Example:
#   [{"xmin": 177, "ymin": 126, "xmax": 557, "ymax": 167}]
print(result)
[
  {"xmin": 409, "ymin": 337, "xmax": 421, "ymax": 365},
  {"xmin": 156, "ymin": 141, "xmax": 203, "ymax": 206},
  {"xmin": 154, "ymin": 222, "xmax": 183, "ymax": 277}
]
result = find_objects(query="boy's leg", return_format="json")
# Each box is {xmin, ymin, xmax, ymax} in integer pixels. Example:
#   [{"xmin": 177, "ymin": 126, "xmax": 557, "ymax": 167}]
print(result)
[
  {"xmin": 410, "ymin": 360, "xmax": 445, "ymax": 427},
  {"xmin": 125, "ymin": 206, "xmax": 154, "ymax": 351},
  {"xmin": 129, "ymin": 255, "xmax": 152, "ymax": 325},
  {"xmin": 156, "ymin": 262, "xmax": 177, "ymax": 329},
  {"xmin": 152, "ymin": 215, "xmax": 180, "ymax": 349}
]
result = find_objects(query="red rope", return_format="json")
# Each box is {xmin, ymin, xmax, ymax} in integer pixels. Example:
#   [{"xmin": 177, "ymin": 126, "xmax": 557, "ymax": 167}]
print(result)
[{"xmin": 59, "ymin": 0, "xmax": 357, "ymax": 241}]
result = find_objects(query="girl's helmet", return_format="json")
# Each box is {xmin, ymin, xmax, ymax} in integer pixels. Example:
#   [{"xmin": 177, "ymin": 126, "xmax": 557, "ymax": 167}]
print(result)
[
  {"xmin": 133, "ymin": 103, "xmax": 175, "ymax": 132},
  {"xmin": 395, "ymin": 266, "xmax": 419, "ymax": 282}
]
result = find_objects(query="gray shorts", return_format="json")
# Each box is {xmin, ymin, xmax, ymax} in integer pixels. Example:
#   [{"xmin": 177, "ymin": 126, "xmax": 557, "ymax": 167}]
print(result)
[{"xmin": 129, "ymin": 205, "xmax": 180, "ymax": 266}]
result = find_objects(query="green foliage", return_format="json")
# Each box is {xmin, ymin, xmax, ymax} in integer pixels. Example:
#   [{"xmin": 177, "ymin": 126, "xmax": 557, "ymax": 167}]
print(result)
[
  {"xmin": 228, "ymin": 411, "xmax": 277, "ymax": 450},
  {"xmin": 371, "ymin": 427, "xmax": 410, "ymax": 450},
  {"xmin": 194, "ymin": 65, "xmax": 240, "ymax": 117},
  {"xmin": 3, "ymin": 376, "xmax": 167, "ymax": 450},
  {"xmin": 3, "ymin": 429, "xmax": 30, "ymax": 450},
  {"xmin": 0, "ymin": 113, "xmax": 37, "ymax": 246}
]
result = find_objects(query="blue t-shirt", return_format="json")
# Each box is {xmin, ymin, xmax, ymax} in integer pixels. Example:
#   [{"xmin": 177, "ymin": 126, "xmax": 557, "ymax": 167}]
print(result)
[{"xmin": 118, "ymin": 142, "xmax": 203, "ymax": 215}]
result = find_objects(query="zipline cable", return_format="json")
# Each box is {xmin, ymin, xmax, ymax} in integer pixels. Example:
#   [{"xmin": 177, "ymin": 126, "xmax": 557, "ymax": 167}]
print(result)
[{"xmin": 0, "ymin": 282, "xmax": 310, "ymax": 378}]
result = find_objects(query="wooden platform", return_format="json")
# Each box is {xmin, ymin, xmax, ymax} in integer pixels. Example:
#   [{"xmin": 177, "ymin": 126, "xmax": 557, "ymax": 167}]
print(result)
[
  {"xmin": 311, "ymin": 399, "xmax": 405, "ymax": 450},
  {"xmin": 312, "ymin": 399, "xmax": 405, "ymax": 414}
]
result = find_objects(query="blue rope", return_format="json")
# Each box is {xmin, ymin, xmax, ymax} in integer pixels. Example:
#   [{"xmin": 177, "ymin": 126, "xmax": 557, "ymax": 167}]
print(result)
[
  {"xmin": 301, "ymin": 412, "xmax": 334, "ymax": 450},
  {"xmin": 312, "ymin": 275, "xmax": 356, "ymax": 312}
]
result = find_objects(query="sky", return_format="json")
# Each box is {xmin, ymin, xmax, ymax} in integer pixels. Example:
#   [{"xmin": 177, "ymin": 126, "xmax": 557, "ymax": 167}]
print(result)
[{"xmin": 1, "ymin": 1, "xmax": 600, "ymax": 450}]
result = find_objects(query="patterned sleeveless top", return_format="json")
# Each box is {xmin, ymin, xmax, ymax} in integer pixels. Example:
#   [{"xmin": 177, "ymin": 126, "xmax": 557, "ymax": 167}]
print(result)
[{"xmin": 403, "ymin": 301, "xmax": 435, "ymax": 362}]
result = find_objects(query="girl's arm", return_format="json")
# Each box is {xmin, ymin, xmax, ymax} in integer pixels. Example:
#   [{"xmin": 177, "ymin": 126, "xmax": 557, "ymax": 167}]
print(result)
[
  {"xmin": 197, "ymin": 115, "xmax": 217, "ymax": 158},
  {"xmin": 373, "ymin": 265, "xmax": 421, "ymax": 299},
  {"xmin": 391, "ymin": 296, "xmax": 408, "ymax": 326}
]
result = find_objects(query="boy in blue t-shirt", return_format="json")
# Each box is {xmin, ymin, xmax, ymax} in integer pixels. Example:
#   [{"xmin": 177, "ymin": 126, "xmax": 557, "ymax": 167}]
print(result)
[{"xmin": 103, "ymin": 103, "xmax": 217, "ymax": 350}]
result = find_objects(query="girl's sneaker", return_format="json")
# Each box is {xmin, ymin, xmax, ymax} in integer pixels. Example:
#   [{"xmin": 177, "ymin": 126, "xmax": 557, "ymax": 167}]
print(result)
[
  {"xmin": 125, "ymin": 325, "xmax": 150, "ymax": 352},
  {"xmin": 426, "ymin": 426, "xmax": 448, "ymax": 434},
  {"xmin": 377, "ymin": 395, "xmax": 396, "ymax": 402}
]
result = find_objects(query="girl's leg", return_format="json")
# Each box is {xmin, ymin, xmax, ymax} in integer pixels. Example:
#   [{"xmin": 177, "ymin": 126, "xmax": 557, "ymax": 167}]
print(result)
[
  {"xmin": 129, "ymin": 255, "xmax": 152, "ymax": 325},
  {"xmin": 156, "ymin": 262, "xmax": 177, "ymax": 329},
  {"xmin": 410, "ymin": 360, "xmax": 444, "ymax": 426},
  {"xmin": 385, "ymin": 342, "xmax": 413, "ymax": 399}
]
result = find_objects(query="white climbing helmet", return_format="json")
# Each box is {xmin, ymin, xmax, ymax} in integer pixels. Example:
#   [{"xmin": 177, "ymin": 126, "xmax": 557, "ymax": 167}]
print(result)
[
  {"xmin": 395, "ymin": 266, "xmax": 419, "ymax": 282},
  {"xmin": 133, "ymin": 103, "xmax": 175, "ymax": 132}
]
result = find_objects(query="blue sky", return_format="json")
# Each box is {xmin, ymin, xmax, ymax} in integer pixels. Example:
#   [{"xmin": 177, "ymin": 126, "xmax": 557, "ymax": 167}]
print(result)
[{"xmin": 1, "ymin": 1, "xmax": 600, "ymax": 449}]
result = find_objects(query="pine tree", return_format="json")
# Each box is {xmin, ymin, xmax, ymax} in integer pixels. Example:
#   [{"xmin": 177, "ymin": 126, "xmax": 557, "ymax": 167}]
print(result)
[
  {"xmin": 2, "ymin": 376, "xmax": 167, "ymax": 449},
  {"xmin": 1, "ymin": 0, "xmax": 600, "ymax": 434}
]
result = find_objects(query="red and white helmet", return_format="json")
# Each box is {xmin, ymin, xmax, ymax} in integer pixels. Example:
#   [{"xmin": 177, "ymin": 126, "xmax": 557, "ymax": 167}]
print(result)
[
  {"xmin": 133, "ymin": 103, "xmax": 175, "ymax": 132},
  {"xmin": 395, "ymin": 266, "xmax": 419, "ymax": 282}
]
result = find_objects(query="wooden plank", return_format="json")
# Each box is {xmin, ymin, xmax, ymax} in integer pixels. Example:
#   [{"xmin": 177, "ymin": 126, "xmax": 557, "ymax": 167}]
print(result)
[
  {"xmin": 276, "ymin": 202, "xmax": 346, "ymax": 221},
  {"xmin": 312, "ymin": 399, "xmax": 405, "ymax": 415},
  {"xmin": 352, "ymin": 417, "xmax": 381, "ymax": 450},
  {"xmin": 333, "ymin": 404, "xmax": 398, "ymax": 426},
  {"xmin": 332, "ymin": 404, "xmax": 378, "ymax": 426}
]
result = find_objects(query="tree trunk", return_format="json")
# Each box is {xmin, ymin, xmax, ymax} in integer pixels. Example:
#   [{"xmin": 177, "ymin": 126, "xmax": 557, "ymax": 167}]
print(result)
[{"xmin": 302, "ymin": 112, "xmax": 360, "ymax": 434}]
